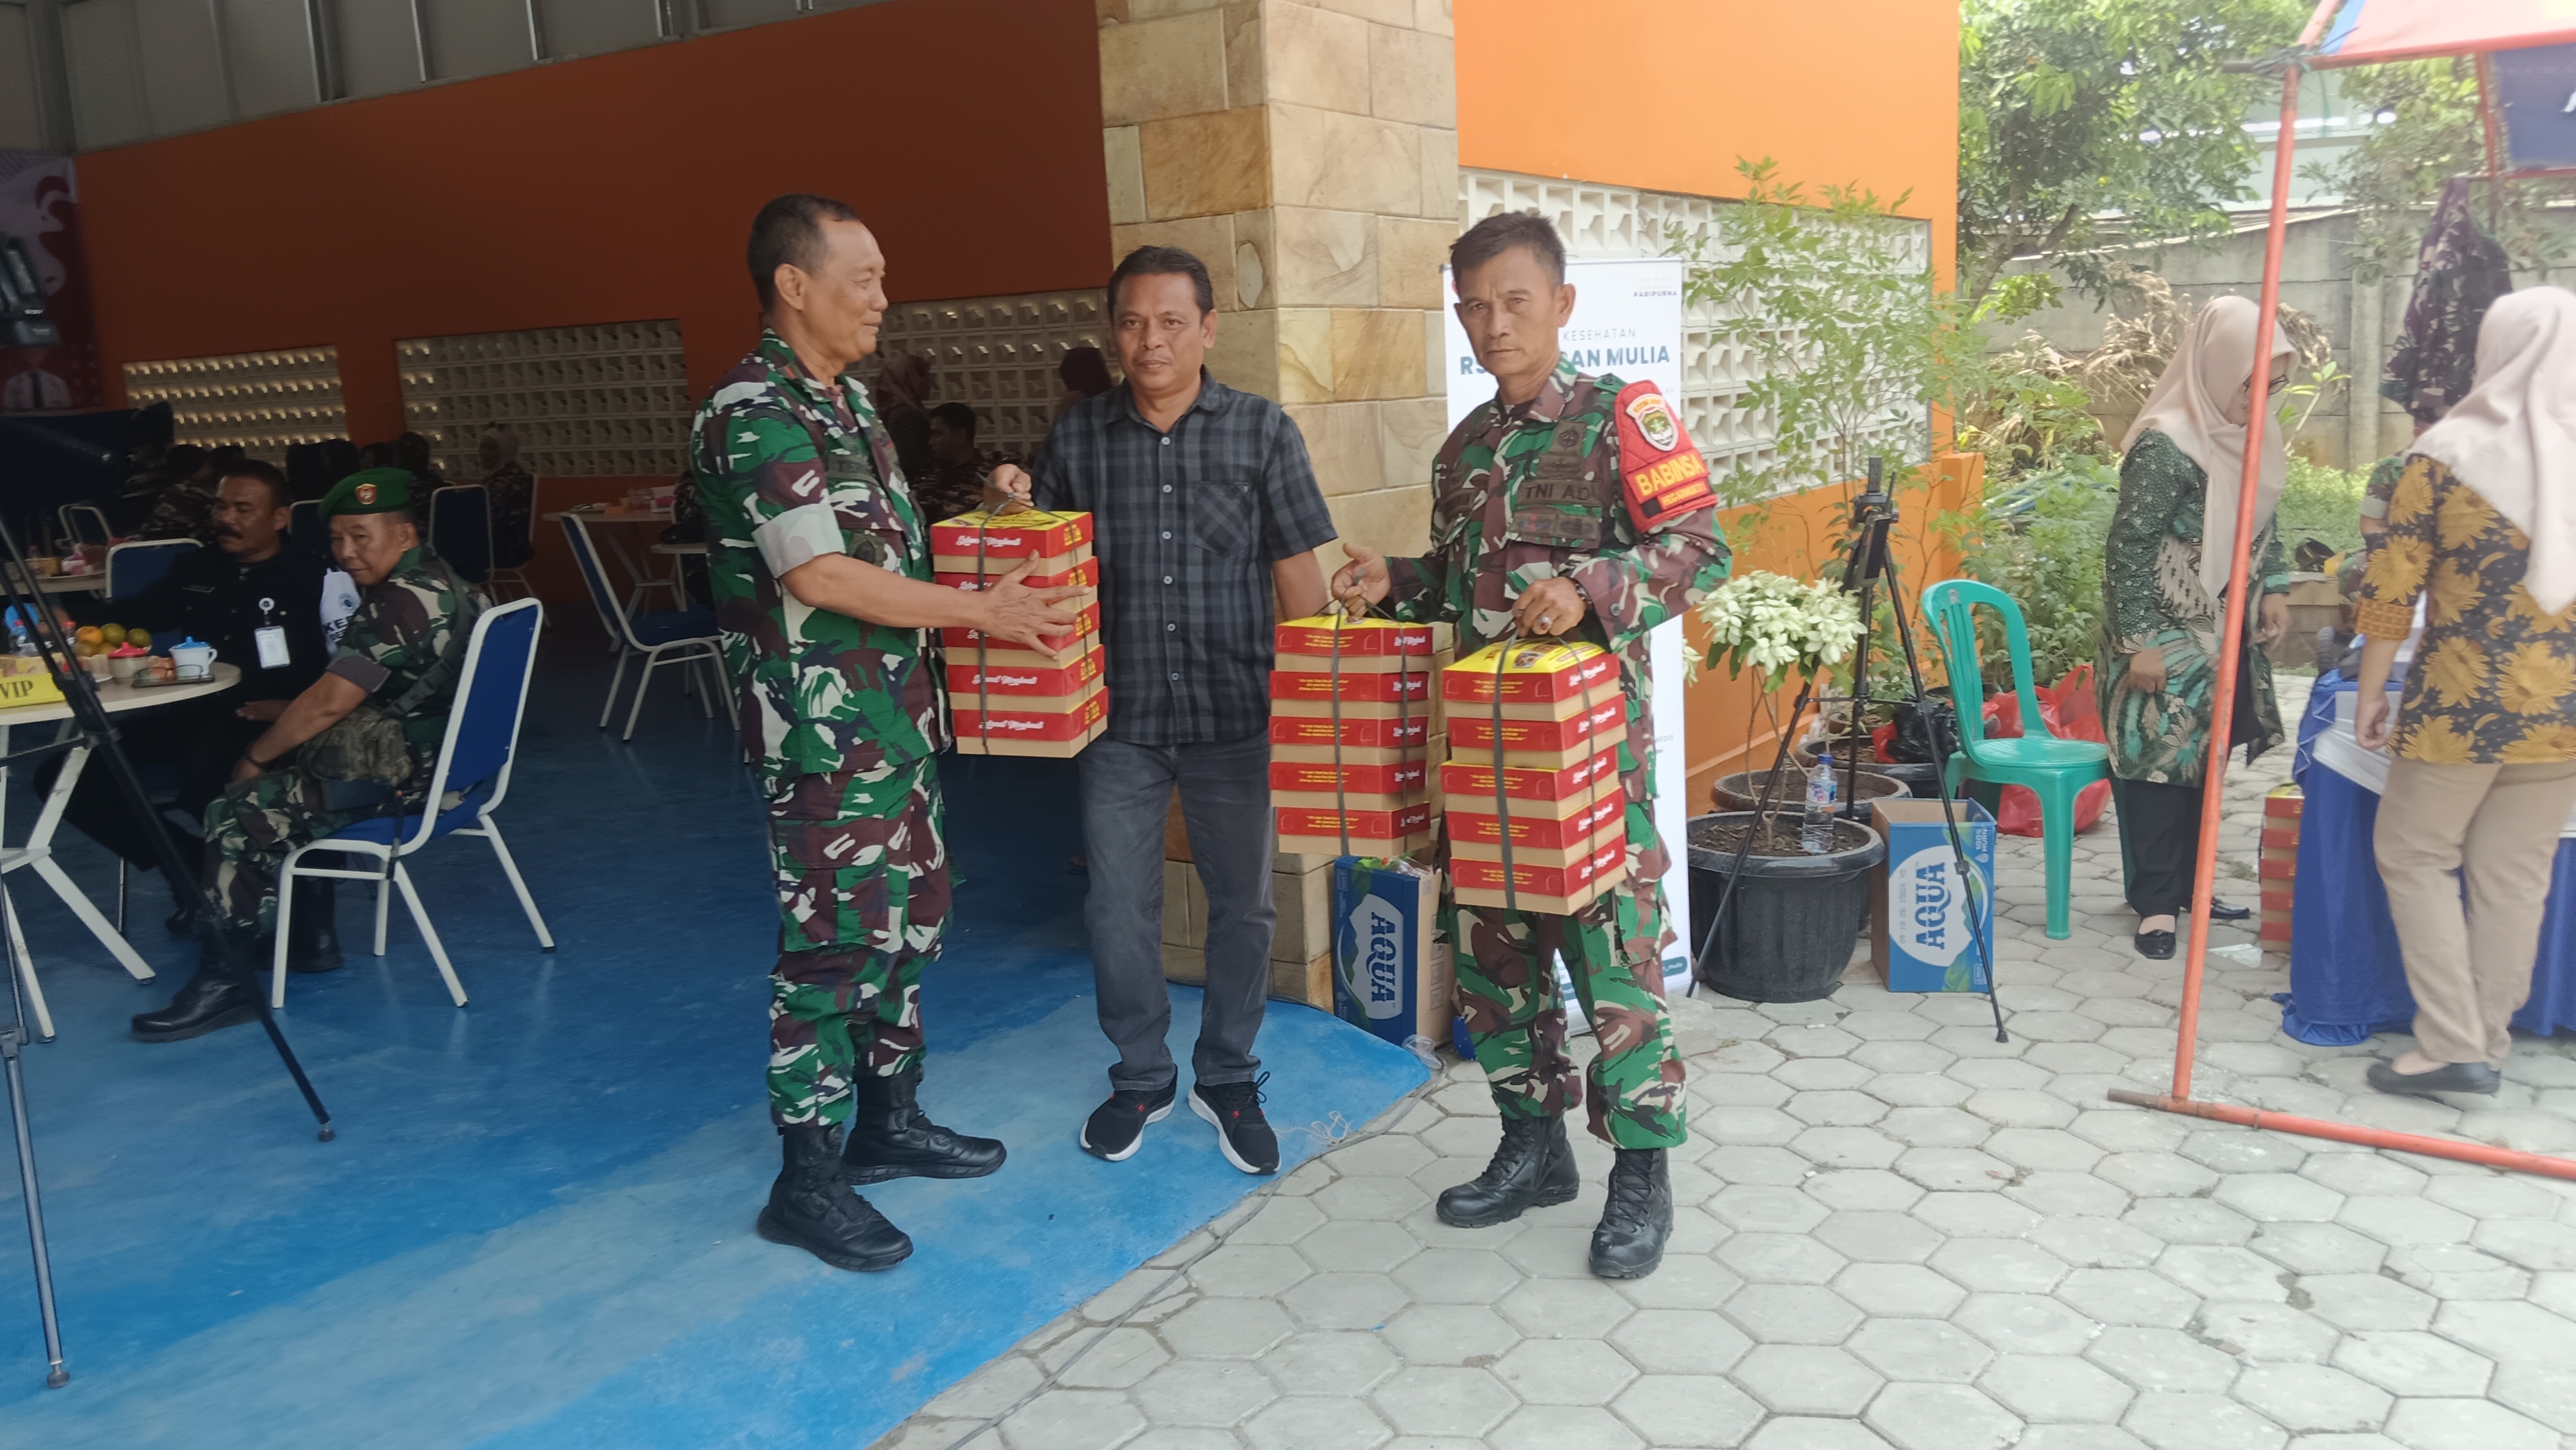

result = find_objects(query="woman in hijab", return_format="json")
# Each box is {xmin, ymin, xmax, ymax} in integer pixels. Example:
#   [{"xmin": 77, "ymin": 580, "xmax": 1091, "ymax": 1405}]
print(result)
[
  {"xmin": 2352, "ymin": 287, "xmax": 2576, "ymax": 1098},
  {"xmin": 869, "ymin": 351, "xmax": 936, "ymax": 488},
  {"xmin": 479, "ymin": 424, "xmax": 537, "ymax": 570},
  {"xmin": 2096, "ymin": 295, "xmax": 2296, "ymax": 960}
]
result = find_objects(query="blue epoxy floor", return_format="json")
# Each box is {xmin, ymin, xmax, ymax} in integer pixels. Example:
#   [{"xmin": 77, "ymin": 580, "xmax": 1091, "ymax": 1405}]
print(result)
[{"xmin": 0, "ymin": 640, "xmax": 1428, "ymax": 1449}]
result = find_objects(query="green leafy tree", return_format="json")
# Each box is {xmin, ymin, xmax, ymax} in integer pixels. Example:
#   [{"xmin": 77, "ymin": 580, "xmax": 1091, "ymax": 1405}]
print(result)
[
  {"xmin": 2300, "ymin": 59, "xmax": 2568, "ymax": 284},
  {"xmin": 1959, "ymin": 0, "xmax": 2303, "ymax": 304}
]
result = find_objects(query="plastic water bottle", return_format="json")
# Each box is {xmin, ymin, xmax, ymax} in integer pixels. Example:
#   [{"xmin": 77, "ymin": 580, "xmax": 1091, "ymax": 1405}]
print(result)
[
  {"xmin": 5, "ymin": 608, "xmax": 33, "ymax": 657},
  {"xmin": 1802, "ymin": 752, "xmax": 1838, "ymax": 854}
]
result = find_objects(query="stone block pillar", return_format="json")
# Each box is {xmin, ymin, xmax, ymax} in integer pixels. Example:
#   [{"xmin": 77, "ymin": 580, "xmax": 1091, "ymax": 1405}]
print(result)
[{"xmin": 1095, "ymin": 0, "xmax": 1458, "ymax": 562}]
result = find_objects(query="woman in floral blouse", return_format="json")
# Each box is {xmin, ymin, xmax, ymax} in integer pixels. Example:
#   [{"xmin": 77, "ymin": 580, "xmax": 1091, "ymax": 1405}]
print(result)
[
  {"xmin": 2354, "ymin": 287, "xmax": 2576, "ymax": 1098},
  {"xmin": 2095, "ymin": 297, "xmax": 2296, "ymax": 961}
]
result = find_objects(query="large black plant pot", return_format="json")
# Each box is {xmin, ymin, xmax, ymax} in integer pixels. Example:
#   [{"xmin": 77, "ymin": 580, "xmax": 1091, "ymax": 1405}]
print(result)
[{"xmin": 1688, "ymin": 811, "xmax": 1886, "ymax": 1004}]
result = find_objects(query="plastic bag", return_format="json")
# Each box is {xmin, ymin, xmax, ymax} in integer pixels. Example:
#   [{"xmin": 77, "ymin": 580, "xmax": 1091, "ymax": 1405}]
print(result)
[{"xmin": 1980, "ymin": 670, "xmax": 2111, "ymax": 837}]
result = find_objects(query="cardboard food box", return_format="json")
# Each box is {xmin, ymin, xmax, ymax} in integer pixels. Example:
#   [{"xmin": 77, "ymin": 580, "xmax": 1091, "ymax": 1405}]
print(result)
[
  {"xmin": 1441, "ymin": 639, "xmax": 1620, "ymax": 719},
  {"xmin": 1271, "ymin": 668, "xmax": 1431, "ymax": 719},
  {"xmin": 1448, "ymin": 791, "xmax": 1626, "ymax": 860},
  {"xmin": 953, "ymin": 685, "xmax": 1108, "ymax": 757},
  {"xmin": 946, "ymin": 647, "xmax": 1104, "ymax": 702},
  {"xmin": 1448, "ymin": 696, "xmax": 1628, "ymax": 769},
  {"xmin": 1869, "ymin": 798, "xmax": 1998, "ymax": 993},
  {"xmin": 1276, "ymin": 800, "xmax": 1432, "ymax": 858},
  {"xmin": 929, "ymin": 508, "xmax": 1095, "ymax": 564},
  {"xmin": 1448, "ymin": 818, "xmax": 1625, "ymax": 871},
  {"xmin": 1451, "ymin": 834, "xmax": 1628, "ymax": 914},
  {"xmin": 939, "ymin": 599, "xmax": 1102, "ymax": 664},
  {"xmin": 1275, "ymin": 615, "xmax": 1433, "ymax": 673},
  {"xmin": 1270, "ymin": 712, "xmax": 1430, "ymax": 765},
  {"xmin": 1330, "ymin": 858, "xmax": 1452, "ymax": 1046},
  {"xmin": 932, "ymin": 556, "xmax": 1100, "ymax": 592},
  {"xmin": 1269, "ymin": 757, "xmax": 1431, "ymax": 801},
  {"xmin": 1438, "ymin": 748, "xmax": 1622, "ymax": 812}
]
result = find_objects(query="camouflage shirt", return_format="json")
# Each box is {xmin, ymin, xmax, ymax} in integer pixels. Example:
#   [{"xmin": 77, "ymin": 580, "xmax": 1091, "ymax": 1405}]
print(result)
[
  {"xmin": 1385, "ymin": 360, "xmax": 1729, "ymax": 885},
  {"xmin": 323, "ymin": 546, "xmax": 484, "ymax": 758},
  {"xmin": 691, "ymin": 330, "xmax": 948, "ymax": 783}
]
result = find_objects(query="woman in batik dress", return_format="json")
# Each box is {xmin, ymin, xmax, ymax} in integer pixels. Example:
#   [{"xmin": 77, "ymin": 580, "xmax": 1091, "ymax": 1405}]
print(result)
[{"xmin": 2095, "ymin": 296, "xmax": 2296, "ymax": 960}]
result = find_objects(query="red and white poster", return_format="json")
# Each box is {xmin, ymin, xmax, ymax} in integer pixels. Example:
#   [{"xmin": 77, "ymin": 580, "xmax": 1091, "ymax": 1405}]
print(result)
[{"xmin": 0, "ymin": 150, "xmax": 101, "ymax": 414}]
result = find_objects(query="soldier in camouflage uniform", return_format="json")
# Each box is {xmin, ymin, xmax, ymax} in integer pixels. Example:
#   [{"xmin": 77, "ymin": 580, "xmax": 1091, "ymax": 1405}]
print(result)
[
  {"xmin": 697, "ymin": 195, "xmax": 1083, "ymax": 1273},
  {"xmin": 132, "ymin": 469, "xmax": 485, "ymax": 1042},
  {"xmin": 1337, "ymin": 212, "xmax": 1729, "ymax": 1279}
]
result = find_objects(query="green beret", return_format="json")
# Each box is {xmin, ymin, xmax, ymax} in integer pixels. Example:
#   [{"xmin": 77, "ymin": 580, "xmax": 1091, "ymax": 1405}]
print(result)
[{"xmin": 321, "ymin": 468, "xmax": 415, "ymax": 518}]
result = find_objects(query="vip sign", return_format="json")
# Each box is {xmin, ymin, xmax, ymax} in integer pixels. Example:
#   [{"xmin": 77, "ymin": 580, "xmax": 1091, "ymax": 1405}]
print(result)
[{"xmin": 1443, "ymin": 258, "xmax": 1693, "ymax": 983}]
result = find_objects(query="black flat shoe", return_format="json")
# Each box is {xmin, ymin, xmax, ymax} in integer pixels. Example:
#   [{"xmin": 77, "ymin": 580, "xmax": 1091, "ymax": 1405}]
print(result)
[
  {"xmin": 2366, "ymin": 1059, "xmax": 2501, "ymax": 1098},
  {"xmin": 2133, "ymin": 929, "xmax": 2175, "ymax": 960},
  {"xmin": 2200, "ymin": 899, "xmax": 2253, "ymax": 922}
]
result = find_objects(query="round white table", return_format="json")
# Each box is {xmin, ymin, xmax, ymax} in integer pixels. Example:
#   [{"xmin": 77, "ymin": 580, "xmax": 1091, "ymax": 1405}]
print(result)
[
  {"xmin": 32, "ymin": 574, "xmax": 106, "ymax": 596},
  {"xmin": 0, "ymin": 661, "xmax": 242, "ymax": 1038}
]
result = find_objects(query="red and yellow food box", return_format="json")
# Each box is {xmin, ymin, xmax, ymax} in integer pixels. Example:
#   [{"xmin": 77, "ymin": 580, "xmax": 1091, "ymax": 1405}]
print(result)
[
  {"xmin": 1448, "ymin": 695, "xmax": 1626, "ymax": 770},
  {"xmin": 953, "ymin": 685, "xmax": 1109, "ymax": 758},
  {"xmin": 932, "ymin": 556, "xmax": 1099, "ymax": 593},
  {"xmin": 929, "ymin": 508, "xmax": 1096, "ymax": 578},
  {"xmin": 1450, "ymin": 834, "xmax": 1627, "ymax": 914},
  {"xmin": 946, "ymin": 647, "xmax": 1104, "ymax": 704},
  {"xmin": 1441, "ymin": 639, "xmax": 1619, "ymax": 720},
  {"xmin": 1448, "ymin": 791, "xmax": 1625, "ymax": 865},
  {"xmin": 1273, "ymin": 614, "xmax": 1433, "ymax": 673},
  {"xmin": 1275, "ymin": 800, "xmax": 1433, "ymax": 858},
  {"xmin": 1270, "ymin": 668, "xmax": 1431, "ymax": 720},
  {"xmin": 940, "ymin": 600, "xmax": 1101, "ymax": 667},
  {"xmin": 1270, "ymin": 712, "xmax": 1429, "ymax": 765},
  {"xmin": 1270, "ymin": 757, "xmax": 1432, "ymax": 803},
  {"xmin": 1438, "ymin": 748, "xmax": 1622, "ymax": 817}
]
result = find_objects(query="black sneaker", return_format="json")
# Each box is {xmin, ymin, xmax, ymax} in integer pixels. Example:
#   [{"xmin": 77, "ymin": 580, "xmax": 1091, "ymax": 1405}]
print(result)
[
  {"xmin": 1080, "ymin": 1082, "xmax": 1176, "ymax": 1162},
  {"xmin": 1191, "ymin": 1074, "xmax": 1279, "ymax": 1175}
]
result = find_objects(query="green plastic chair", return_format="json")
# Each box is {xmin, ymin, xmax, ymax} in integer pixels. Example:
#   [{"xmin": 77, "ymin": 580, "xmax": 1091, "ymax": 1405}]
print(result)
[{"xmin": 1921, "ymin": 579, "xmax": 2111, "ymax": 941}]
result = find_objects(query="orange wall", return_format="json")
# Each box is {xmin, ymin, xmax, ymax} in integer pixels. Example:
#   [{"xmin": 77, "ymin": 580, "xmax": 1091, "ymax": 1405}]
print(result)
[
  {"xmin": 74, "ymin": 0, "xmax": 1109, "ymax": 440},
  {"xmin": 1455, "ymin": 0, "xmax": 1960, "ymax": 284}
]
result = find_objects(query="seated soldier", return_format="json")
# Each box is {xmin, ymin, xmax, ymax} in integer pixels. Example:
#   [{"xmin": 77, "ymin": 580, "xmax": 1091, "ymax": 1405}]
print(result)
[{"xmin": 131, "ymin": 469, "xmax": 486, "ymax": 1043}]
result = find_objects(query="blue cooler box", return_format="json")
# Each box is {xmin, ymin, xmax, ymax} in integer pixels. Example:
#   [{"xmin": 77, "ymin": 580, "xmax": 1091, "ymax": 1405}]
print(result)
[{"xmin": 1869, "ymin": 798, "xmax": 1997, "ymax": 993}]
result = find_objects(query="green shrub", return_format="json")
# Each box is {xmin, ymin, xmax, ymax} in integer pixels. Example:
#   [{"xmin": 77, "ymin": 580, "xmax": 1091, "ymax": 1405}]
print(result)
[
  {"xmin": 1943, "ymin": 456, "xmax": 2121, "ymax": 690},
  {"xmin": 2274, "ymin": 455, "xmax": 2366, "ymax": 562}
]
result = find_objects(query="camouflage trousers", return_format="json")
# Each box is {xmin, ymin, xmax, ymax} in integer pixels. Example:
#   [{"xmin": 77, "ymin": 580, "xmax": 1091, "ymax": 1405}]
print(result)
[
  {"xmin": 765, "ymin": 755, "xmax": 951, "ymax": 1127},
  {"xmin": 203, "ymin": 769, "xmax": 400, "ymax": 935},
  {"xmin": 1452, "ymin": 878, "xmax": 1688, "ymax": 1149}
]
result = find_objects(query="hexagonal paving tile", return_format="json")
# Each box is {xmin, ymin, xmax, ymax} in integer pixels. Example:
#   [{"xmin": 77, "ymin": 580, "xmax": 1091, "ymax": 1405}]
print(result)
[
  {"xmin": 1832, "ymin": 1262, "xmax": 1969, "ymax": 1318},
  {"xmin": 2121, "ymin": 1391, "xmax": 2290, "ymax": 1450},
  {"xmin": 2154, "ymin": 1244, "xmax": 2290, "ymax": 1303},
  {"xmin": 2380, "ymin": 1397, "xmax": 2558, "ymax": 1450},
  {"xmin": 2490, "ymin": 1362, "xmax": 2576, "ymax": 1434},
  {"xmin": 2229, "ymin": 1363, "xmax": 2393, "ymax": 1434},
  {"xmin": 1497, "ymin": 1277, "xmax": 1638, "ymax": 1341},
  {"xmin": 1487, "ymin": 1403, "xmax": 1647, "ymax": 1450},
  {"xmin": 2030, "ymin": 1215, "xmax": 2164, "ymax": 1269},
  {"xmin": 997, "ymin": 1388, "xmax": 1152, "ymax": 1450},
  {"xmin": 1866, "ymin": 1381, "xmax": 2024, "ymax": 1450},
  {"xmin": 1294, "ymin": 1219, "xmax": 1423, "ymax": 1276},
  {"xmin": 1054, "ymin": 1326, "xmax": 1172, "ymax": 1389},
  {"xmin": 1278, "ymin": 1273, "xmax": 1410, "ymax": 1333},
  {"xmin": 1717, "ymin": 1232, "xmax": 1850, "ymax": 1285},
  {"xmin": 1159, "ymin": 1297, "xmax": 1297, "ymax": 1358},
  {"xmin": 2190, "ymin": 1302, "xmax": 2339, "ymax": 1363},
  {"xmin": 1978, "ymin": 1351, "xmax": 2137, "ymax": 1422},
  {"xmin": 1240, "ymin": 1392, "xmax": 1395, "ymax": 1450},
  {"xmin": 2053, "ymin": 1267, "xmax": 2200, "ymax": 1329},
  {"xmin": 2084, "ymin": 1326, "xmax": 2243, "ymax": 1394},
  {"xmin": 2329, "ymin": 1329, "xmax": 2493, "ymax": 1398},
  {"xmin": 2429, "ymin": 1300, "xmax": 2576, "ymax": 1365},
  {"xmin": 1846, "ymin": 1317, "xmax": 1996, "ymax": 1381},
  {"xmin": 1493, "ymin": 1338, "xmax": 1639, "ymax": 1406},
  {"xmin": 1256, "ymin": 1331, "xmax": 1400, "ymax": 1396},
  {"xmin": 1721, "ymin": 1283, "xmax": 1866, "ymax": 1345},
  {"xmin": 1953, "ymin": 1293, "xmax": 2099, "ymax": 1355},
  {"xmin": 1389, "ymin": 1247, "xmax": 1523, "ymax": 1306},
  {"xmin": 1731, "ymin": 1343, "xmax": 1886, "ymax": 1415},
  {"xmin": 1814, "ymin": 1210, "xmax": 1945, "ymax": 1264},
  {"xmin": 1130, "ymin": 1358, "xmax": 1281, "ymax": 1428},
  {"xmin": 1367, "ymin": 1365, "xmax": 1515, "ymax": 1438},
  {"xmin": 2211, "ymin": 1173, "xmax": 2345, "ymax": 1224},
  {"xmin": 1191, "ymin": 1242, "xmax": 1319, "ymax": 1298},
  {"xmin": 1911, "ymin": 1192, "xmax": 2039, "ymax": 1238},
  {"xmin": 1379, "ymin": 1302, "xmax": 1520, "ymax": 1369},
  {"xmin": 1791, "ymin": 1125, "xmax": 1905, "ymax": 1169},
  {"xmin": 1612, "ymin": 1254, "xmax": 1746, "ymax": 1312},
  {"xmin": 1708, "ymin": 1184, "xmax": 1829, "ymax": 1233},
  {"xmin": 1743, "ymin": 1417, "xmax": 1903, "ymax": 1449},
  {"xmin": 1605, "ymin": 1305, "xmax": 1755, "ymax": 1377},
  {"xmin": 1927, "ymin": 1237, "xmax": 2071, "ymax": 1293},
  {"xmin": 1611, "ymin": 1372, "xmax": 1765, "ymax": 1448}
]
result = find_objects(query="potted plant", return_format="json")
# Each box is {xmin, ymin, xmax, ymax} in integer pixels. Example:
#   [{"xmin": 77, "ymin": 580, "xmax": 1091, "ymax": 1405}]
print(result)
[{"xmin": 1686, "ymin": 572, "xmax": 1887, "ymax": 1002}]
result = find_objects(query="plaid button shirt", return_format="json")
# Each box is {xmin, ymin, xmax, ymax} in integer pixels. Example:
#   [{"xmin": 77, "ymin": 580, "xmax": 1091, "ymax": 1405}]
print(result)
[{"xmin": 1033, "ymin": 371, "xmax": 1336, "ymax": 745}]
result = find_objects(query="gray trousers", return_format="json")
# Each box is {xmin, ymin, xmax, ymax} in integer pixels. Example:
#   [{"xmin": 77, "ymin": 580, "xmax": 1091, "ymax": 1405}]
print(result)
[{"xmin": 1078, "ymin": 729, "xmax": 1275, "ymax": 1094}]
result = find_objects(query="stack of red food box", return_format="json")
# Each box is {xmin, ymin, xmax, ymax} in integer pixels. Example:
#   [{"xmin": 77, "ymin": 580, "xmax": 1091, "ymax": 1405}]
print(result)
[
  {"xmin": 1440, "ymin": 639, "xmax": 1629, "ymax": 915},
  {"xmin": 931, "ymin": 508, "xmax": 1106, "ymax": 757},
  {"xmin": 1268, "ymin": 614, "xmax": 1434, "ymax": 857}
]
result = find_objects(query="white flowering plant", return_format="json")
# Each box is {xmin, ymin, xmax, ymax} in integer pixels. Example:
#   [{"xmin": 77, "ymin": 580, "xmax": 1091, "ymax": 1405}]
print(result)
[{"xmin": 1688, "ymin": 570, "xmax": 1864, "ymax": 688}]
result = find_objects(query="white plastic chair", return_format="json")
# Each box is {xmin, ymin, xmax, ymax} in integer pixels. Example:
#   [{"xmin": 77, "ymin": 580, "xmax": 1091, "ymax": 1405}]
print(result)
[
  {"xmin": 559, "ymin": 514, "xmax": 725, "ymax": 741},
  {"xmin": 269, "ymin": 598, "xmax": 552, "ymax": 1008}
]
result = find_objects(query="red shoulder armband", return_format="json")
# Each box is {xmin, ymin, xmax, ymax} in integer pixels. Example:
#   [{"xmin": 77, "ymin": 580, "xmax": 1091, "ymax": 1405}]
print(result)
[{"xmin": 1611, "ymin": 381, "xmax": 1715, "ymax": 534}]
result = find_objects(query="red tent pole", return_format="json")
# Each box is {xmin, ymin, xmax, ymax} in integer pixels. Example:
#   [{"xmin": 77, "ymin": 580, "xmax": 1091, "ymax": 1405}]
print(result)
[
  {"xmin": 2165, "ymin": 63, "xmax": 2306, "ymax": 1104},
  {"xmin": 2479, "ymin": 54, "xmax": 2504, "ymax": 227}
]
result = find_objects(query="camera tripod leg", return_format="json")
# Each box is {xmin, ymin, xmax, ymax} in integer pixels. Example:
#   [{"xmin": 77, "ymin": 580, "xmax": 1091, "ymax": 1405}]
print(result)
[{"xmin": 0, "ymin": 1028, "xmax": 66, "ymax": 1387}]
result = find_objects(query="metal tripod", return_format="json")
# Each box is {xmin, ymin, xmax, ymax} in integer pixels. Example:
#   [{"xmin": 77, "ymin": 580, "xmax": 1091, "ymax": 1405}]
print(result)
[
  {"xmin": 1694, "ymin": 459, "xmax": 2008, "ymax": 1042},
  {"xmin": 0, "ymin": 506, "xmax": 337, "ymax": 1387}
]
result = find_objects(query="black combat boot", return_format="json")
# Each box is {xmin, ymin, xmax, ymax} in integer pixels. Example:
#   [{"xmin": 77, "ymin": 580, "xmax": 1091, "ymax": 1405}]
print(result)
[
  {"xmin": 1589, "ymin": 1147, "xmax": 1673, "ymax": 1279},
  {"xmin": 129, "ymin": 962, "xmax": 258, "ymax": 1043},
  {"xmin": 757, "ymin": 1123, "xmax": 912, "ymax": 1272},
  {"xmin": 284, "ymin": 880, "xmax": 342, "ymax": 974},
  {"xmin": 840, "ymin": 1065, "xmax": 1007, "ymax": 1184},
  {"xmin": 1436, "ymin": 1114, "xmax": 1579, "ymax": 1228}
]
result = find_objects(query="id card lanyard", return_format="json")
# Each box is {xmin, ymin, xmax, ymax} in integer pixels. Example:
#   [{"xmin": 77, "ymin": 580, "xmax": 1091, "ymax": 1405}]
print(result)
[{"xmin": 253, "ymin": 596, "xmax": 292, "ymax": 671}]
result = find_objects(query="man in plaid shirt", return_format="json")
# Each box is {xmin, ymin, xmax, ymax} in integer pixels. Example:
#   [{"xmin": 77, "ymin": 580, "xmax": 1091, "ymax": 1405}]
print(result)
[{"xmin": 1003, "ymin": 246, "xmax": 1337, "ymax": 1175}]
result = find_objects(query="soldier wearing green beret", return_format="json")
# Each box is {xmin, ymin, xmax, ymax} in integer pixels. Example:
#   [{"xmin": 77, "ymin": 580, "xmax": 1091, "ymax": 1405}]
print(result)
[{"xmin": 132, "ymin": 468, "xmax": 489, "ymax": 1041}]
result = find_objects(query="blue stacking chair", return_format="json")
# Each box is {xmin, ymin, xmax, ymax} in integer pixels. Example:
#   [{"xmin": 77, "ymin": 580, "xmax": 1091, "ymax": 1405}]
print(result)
[
  {"xmin": 428, "ymin": 484, "xmax": 493, "ymax": 585},
  {"xmin": 267, "ymin": 598, "xmax": 552, "ymax": 1007},
  {"xmin": 1922, "ymin": 578, "xmax": 2112, "ymax": 940},
  {"xmin": 104, "ymin": 539, "xmax": 196, "ymax": 600},
  {"xmin": 560, "ymin": 514, "xmax": 723, "ymax": 741},
  {"xmin": 288, "ymin": 500, "xmax": 322, "ymax": 548},
  {"xmin": 57, "ymin": 502, "xmax": 111, "ymax": 548}
]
